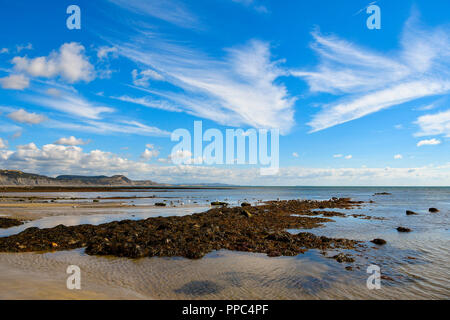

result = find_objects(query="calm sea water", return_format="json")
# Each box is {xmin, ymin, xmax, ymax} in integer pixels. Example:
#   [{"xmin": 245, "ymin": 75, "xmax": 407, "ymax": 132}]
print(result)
[{"xmin": 0, "ymin": 187, "xmax": 449, "ymax": 299}]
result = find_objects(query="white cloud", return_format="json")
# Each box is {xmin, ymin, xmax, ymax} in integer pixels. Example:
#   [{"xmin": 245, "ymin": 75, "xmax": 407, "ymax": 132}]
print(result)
[
  {"xmin": 231, "ymin": 0, "xmax": 269, "ymax": 14},
  {"xmin": 1, "ymin": 143, "xmax": 450, "ymax": 186},
  {"xmin": 7, "ymin": 109, "xmax": 47, "ymax": 124},
  {"xmin": 394, "ymin": 154, "xmax": 403, "ymax": 160},
  {"xmin": 118, "ymin": 39, "xmax": 295, "ymax": 134},
  {"xmin": 417, "ymin": 138, "xmax": 441, "ymax": 147},
  {"xmin": 292, "ymin": 16, "xmax": 450, "ymax": 132},
  {"xmin": 0, "ymin": 138, "xmax": 7, "ymax": 149},
  {"xmin": 141, "ymin": 148, "xmax": 160, "ymax": 160},
  {"xmin": 132, "ymin": 69, "xmax": 163, "ymax": 87},
  {"xmin": 54, "ymin": 136, "xmax": 89, "ymax": 146},
  {"xmin": 0, "ymin": 48, "xmax": 9, "ymax": 54},
  {"xmin": 292, "ymin": 152, "xmax": 299, "ymax": 158},
  {"xmin": 415, "ymin": 109, "xmax": 450, "ymax": 138},
  {"xmin": 334, "ymin": 154, "xmax": 352, "ymax": 159},
  {"xmin": 16, "ymin": 43, "xmax": 32, "ymax": 53},
  {"xmin": 97, "ymin": 46, "xmax": 118, "ymax": 60},
  {"xmin": 112, "ymin": 95, "xmax": 181, "ymax": 112},
  {"xmin": 0, "ymin": 74, "xmax": 30, "ymax": 90},
  {"xmin": 46, "ymin": 119, "xmax": 170, "ymax": 137},
  {"xmin": 107, "ymin": 0, "xmax": 200, "ymax": 29},
  {"xmin": 26, "ymin": 90, "xmax": 114, "ymax": 120},
  {"xmin": 145, "ymin": 143, "xmax": 154, "ymax": 149},
  {"xmin": 12, "ymin": 42, "xmax": 95, "ymax": 83}
]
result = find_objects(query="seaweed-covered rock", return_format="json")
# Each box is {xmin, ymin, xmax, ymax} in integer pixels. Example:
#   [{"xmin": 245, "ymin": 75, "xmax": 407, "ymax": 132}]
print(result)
[
  {"xmin": 406, "ymin": 210, "xmax": 418, "ymax": 215},
  {"xmin": 155, "ymin": 202, "xmax": 166, "ymax": 207},
  {"xmin": 0, "ymin": 217, "xmax": 23, "ymax": 229},
  {"xmin": 397, "ymin": 227, "xmax": 412, "ymax": 233},
  {"xmin": 371, "ymin": 238, "xmax": 387, "ymax": 245},
  {"xmin": 429, "ymin": 208, "xmax": 439, "ymax": 213},
  {"xmin": 333, "ymin": 253, "xmax": 355, "ymax": 263},
  {"xmin": 0, "ymin": 199, "xmax": 362, "ymax": 260},
  {"xmin": 211, "ymin": 202, "xmax": 228, "ymax": 206}
]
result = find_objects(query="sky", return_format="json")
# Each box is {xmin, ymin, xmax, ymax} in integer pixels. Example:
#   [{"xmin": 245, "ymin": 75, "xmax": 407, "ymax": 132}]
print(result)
[{"xmin": 0, "ymin": 0, "xmax": 449, "ymax": 186}]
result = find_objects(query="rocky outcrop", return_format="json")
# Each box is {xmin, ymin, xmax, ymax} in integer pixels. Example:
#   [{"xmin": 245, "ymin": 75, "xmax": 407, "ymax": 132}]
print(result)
[{"xmin": 0, "ymin": 199, "xmax": 361, "ymax": 262}]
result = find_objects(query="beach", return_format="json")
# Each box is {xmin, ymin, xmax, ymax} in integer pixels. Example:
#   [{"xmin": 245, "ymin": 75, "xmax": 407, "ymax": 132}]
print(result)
[{"xmin": 0, "ymin": 186, "xmax": 449, "ymax": 299}]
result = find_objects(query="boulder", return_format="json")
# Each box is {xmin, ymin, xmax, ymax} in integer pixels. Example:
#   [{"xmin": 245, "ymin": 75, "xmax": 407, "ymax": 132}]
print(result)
[{"xmin": 371, "ymin": 238, "xmax": 387, "ymax": 245}]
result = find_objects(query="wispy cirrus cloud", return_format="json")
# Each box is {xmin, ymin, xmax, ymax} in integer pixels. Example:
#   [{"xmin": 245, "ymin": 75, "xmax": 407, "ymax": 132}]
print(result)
[
  {"xmin": 107, "ymin": 0, "xmax": 200, "ymax": 29},
  {"xmin": 46, "ymin": 119, "xmax": 170, "ymax": 137},
  {"xmin": 117, "ymin": 39, "xmax": 296, "ymax": 133},
  {"xmin": 291, "ymin": 15, "xmax": 450, "ymax": 132},
  {"xmin": 111, "ymin": 95, "xmax": 182, "ymax": 112},
  {"xmin": 231, "ymin": 0, "xmax": 269, "ymax": 14},
  {"xmin": 24, "ymin": 89, "xmax": 114, "ymax": 120}
]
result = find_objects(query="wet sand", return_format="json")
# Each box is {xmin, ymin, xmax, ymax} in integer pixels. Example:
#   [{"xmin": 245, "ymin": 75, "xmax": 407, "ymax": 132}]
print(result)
[{"xmin": 0, "ymin": 187, "xmax": 448, "ymax": 300}]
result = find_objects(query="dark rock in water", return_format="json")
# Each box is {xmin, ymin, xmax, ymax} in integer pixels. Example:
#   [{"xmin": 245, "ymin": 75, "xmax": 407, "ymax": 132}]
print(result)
[
  {"xmin": 429, "ymin": 208, "xmax": 439, "ymax": 213},
  {"xmin": 381, "ymin": 275, "xmax": 394, "ymax": 281},
  {"xmin": 241, "ymin": 202, "xmax": 251, "ymax": 207},
  {"xmin": 332, "ymin": 253, "xmax": 355, "ymax": 263},
  {"xmin": 374, "ymin": 192, "xmax": 392, "ymax": 196},
  {"xmin": 397, "ymin": 227, "xmax": 412, "ymax": 233},
  {"xmin": 211, "ymin": 202, "xmax": 228, "ymax": 206},
  {"xmin": 155, "ymin": 202, "xmax": 166, "ymax": 207},
  {"xmin": 371, "ymin": 238, "xmax": 387, "ymax": 245},
  {"xmin": 406, "ymin": 210, "xmax": 418, "ymax": 215},
  {"xmin": 0, "ymin": 217, "xmax": 23, "ymax": 229}
]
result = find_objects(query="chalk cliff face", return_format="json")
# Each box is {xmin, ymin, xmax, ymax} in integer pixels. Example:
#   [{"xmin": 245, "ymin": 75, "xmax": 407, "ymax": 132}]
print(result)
[{"xmin": 0, "ymin": 170, "xmax": 158, "ymax": 186}]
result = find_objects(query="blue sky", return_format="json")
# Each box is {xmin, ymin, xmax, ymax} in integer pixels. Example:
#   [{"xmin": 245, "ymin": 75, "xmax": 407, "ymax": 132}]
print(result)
[{"xmin": 0, "ymin": 0, "xmax": 449, "ymax": 185}]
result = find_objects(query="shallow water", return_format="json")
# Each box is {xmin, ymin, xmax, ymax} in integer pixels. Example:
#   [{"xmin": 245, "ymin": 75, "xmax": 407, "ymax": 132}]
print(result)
[{"xmin": 0, "ymin": 187, "xmax": 449, "ymax": 299}]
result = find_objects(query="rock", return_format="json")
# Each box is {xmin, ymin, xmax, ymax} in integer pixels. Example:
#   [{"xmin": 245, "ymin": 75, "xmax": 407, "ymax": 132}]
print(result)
[
  {"xmin": 374, "ymin": 192, "xmax": 391, "ymax": 196},
  {"xmin": 0, "ymin": 198, "xmax": 362, "ymax": 260},
  {"xmin": 397, "ymin": 227, "xmax": 412, "ymax": 233},
  {"xmin": 0, "ymin": 217, "xmax": 23, "ymax": 229},
  {"xmin": 241, "ymin": 202, "xmax": 251, "ymax": 207},
  {"xmin": 381, "ymin": 275, "xmax": 394, "ymax": 281},
  {"xmin": 155, "ymin": 203, "xmax": 166, "ymax": 207},
  {"xmin": 429, "ymin": 208, "xmax": 439, "ymax": 213},
  {"xmin": 211, "ymin": 202, "xmax": 228, "ymax": 206},
  {"xmin": 406, "ymin": 210, "xmax": 418, "ymax": 215},
  {"xmin": 371, "ymin": 238, "xmax": 387, "ymax": 245},
  {"xmin": 333, "ymin": 253, "xmax": 355, "ymax": 263}
]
